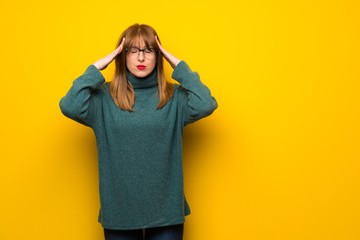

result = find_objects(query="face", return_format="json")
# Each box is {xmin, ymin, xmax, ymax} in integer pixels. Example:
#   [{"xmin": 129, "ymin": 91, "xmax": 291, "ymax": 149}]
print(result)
[{"xmin": 126, "ymin": 38, "xmax": 157, "ymax": 78}]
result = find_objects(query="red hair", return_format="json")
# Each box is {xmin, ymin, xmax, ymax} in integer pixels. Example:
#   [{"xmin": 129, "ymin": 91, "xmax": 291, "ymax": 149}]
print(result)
[{"xmin": 110, "ymin": 23, "xmax": 173, "ymax": 111}]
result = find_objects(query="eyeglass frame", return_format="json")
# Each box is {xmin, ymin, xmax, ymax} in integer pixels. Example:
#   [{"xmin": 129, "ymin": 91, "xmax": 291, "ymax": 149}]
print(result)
[{"xmin": 125, "ymin": 47, "xmax": 158, "ymax": 58}]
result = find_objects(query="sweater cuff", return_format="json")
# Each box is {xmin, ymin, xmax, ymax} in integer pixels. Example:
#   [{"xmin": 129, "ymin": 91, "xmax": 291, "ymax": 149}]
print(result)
[
  {"xmin": 171, "ymin": 61, "xmax": 192, "ymax": 83},
  {"xmin": 85, "ymin": 64, "xmax": 106, "ymax": 84}
]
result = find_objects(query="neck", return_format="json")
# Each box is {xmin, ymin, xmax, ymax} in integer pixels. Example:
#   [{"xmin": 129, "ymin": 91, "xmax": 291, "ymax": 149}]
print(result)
[{"xmin": 126, "ymin": 69, "xmax": 158, "ymax": 89}]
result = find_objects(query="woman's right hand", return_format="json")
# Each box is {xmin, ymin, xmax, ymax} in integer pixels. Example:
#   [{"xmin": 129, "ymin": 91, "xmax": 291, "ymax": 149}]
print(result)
[{"xmin": 93, "ymin": 38, "xmax": 125, "ymax": 70}]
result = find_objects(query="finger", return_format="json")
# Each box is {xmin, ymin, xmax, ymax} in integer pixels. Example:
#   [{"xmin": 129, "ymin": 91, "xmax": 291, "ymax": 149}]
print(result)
[
  {"xmin": 114, "ymin": 37, "xmax": 126, "ymax": 55},
  {"xmin": 119, "ymin": 37, "xmax": 126, "ymax": 48},
  {"xmin": 155, "ymin": 36, "xmax": 167, "ymax": 56},
  {"xmin": 155, "ymin": 36, "xmax": 164, "ymax": 50}
]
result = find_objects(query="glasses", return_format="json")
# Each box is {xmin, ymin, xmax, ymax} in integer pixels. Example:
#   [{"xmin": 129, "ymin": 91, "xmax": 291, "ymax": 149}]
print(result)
[{"xmin": 125, "ymin": 47, "xmax": 157, "ymax": 58}]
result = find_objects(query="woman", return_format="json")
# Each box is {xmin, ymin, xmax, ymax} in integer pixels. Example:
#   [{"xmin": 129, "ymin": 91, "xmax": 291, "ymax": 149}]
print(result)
[{"xmin": 60, "ymin": 23, "xmax": 217, "ymax": 240}]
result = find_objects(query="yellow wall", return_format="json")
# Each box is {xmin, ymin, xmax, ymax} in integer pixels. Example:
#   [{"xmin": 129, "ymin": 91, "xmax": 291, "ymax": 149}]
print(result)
[{"xmin": 1, "ymin": 0, "xmax": 359, "ymax": 239}]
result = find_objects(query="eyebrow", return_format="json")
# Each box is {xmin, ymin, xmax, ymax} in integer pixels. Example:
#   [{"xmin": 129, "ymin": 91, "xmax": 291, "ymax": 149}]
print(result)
[{"xmin": 130, "ymin": 46, "xmax": 154, "ymax": 49}]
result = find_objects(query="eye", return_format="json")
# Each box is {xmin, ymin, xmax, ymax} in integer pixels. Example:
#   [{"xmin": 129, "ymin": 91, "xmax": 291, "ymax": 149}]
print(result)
[
  {"xmin": 144, "ymin": 48, "xmax": 154, "ymax": 54},
  {"xmin": 130, "ymin": 47, "xmax": 139, "ymax": 53}
]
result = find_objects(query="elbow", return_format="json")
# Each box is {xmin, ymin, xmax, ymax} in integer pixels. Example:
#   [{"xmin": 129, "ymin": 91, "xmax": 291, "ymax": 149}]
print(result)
[
  {"xmin": 59, "ymin": 95, "xmax": 92, "ymax": 126},
  {"xmin": 207, "ymin": 97, "xmax": 218, "ymax": 115},
  {"xmin": 59, "ymin": 97, "xmax": 71, "ymax": 117},
  {"xmin": 199, "ymin": 97, "xmax": 218, "ymax": 117},
  {"xmin": 59, "ymin": 97, "xmax": 81, "ymax": 120}
]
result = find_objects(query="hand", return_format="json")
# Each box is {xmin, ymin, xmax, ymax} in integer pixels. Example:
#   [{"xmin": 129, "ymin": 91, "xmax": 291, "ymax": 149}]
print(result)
[
  {"xmin": 93, "ymin": 38, "xmax": 125, "ymax": 70},
  {"xmin": 155, "ymin": 36, "xmax": 181, "ymax": 69}
]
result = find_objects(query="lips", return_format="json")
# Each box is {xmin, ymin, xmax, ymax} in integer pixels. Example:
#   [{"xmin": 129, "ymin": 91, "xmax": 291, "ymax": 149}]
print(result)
[{"xmin": 137, "ymin": 65, "xmax": 146, "ymax": 70}]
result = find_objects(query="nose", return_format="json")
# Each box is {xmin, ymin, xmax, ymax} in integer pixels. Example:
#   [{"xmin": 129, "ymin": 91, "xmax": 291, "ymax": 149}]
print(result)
[{"xmin": 137, "ymin": 51, "xmax": 145, "ymax": 61}]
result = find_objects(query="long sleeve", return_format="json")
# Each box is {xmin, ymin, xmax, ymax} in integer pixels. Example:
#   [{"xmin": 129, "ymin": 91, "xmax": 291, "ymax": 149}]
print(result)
[
  {"xmin": 59, "ymin": 65, "xmax": 105, "ymax": 127},
  {"xmin": 172, "ymin": 61, "xmax": 218, "ymax": 125}
]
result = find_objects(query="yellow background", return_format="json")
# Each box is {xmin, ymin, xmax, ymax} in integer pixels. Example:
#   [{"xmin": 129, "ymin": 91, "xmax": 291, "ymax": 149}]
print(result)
[{"xmin": 1, "ymin": 0, "xmax": 359, "ymax": 239}]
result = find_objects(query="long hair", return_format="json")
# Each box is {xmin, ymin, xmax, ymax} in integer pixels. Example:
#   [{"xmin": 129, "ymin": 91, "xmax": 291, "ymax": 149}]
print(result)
[{"xmin": 110, "ymin": 23, "xmax": 174, "ymax": 111}]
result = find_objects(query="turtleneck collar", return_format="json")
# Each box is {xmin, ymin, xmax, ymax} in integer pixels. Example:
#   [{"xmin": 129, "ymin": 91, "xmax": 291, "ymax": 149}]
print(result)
[{"xmin": 126, "ymin": 69, "xmax": 158, "ymax": 89}]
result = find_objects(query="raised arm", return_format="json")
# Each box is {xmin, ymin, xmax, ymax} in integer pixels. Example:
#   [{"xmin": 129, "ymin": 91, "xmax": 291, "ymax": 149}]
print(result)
[
  {"xmin": 59, "ymin": 39, "xmax": 125, "ymax": 126},
  {"xmin": 155, "ymin": 37, "xmax": 218, "ymax": 125}
]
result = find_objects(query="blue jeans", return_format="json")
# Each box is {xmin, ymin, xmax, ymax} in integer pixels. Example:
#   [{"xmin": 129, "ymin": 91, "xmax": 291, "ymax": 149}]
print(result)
[{"xmin": 104, "ymin": 224, "xmax": 184, "ymax": 240}]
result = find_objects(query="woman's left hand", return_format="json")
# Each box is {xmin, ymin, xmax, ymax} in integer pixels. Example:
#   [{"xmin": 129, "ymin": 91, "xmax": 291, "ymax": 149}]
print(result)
[{"xmin": 155, "ymin": 36, "xmax": 181, "ymax": 69}]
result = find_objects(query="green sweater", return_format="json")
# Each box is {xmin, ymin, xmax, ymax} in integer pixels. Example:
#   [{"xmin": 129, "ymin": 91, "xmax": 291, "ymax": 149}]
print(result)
[{"xmin": 60, "ymin": 61, "xmax": 217, "ymax": 230}]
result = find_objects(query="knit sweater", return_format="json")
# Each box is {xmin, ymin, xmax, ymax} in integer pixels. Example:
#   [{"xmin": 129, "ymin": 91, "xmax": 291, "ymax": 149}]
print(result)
[{"xmin": 59, "ymin": 61, "xmax": 217, "ymax": 230}]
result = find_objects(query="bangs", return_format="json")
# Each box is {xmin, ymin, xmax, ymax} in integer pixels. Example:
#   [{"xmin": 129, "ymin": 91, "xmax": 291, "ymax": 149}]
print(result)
[
  {"xmin": 111, "ymin": 23, "xmax": 173, "ymax": 111},
  {"xmin": 125, "ymin": 26, "xmax": 157, "ymax": 49}
]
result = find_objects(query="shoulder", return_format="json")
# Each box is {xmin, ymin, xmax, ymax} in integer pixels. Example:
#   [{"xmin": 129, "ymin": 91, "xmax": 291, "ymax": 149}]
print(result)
[
  {"xmin": 88, "ymin": 82, "xmax": 110, "ymax": 104},
  {"xmin": 93, "ymin": 82, "xmax": 110, "ymax": 94},
  {"xmin": 173, "ymin": 83, "xmax": 187, "ymax": 95}
]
